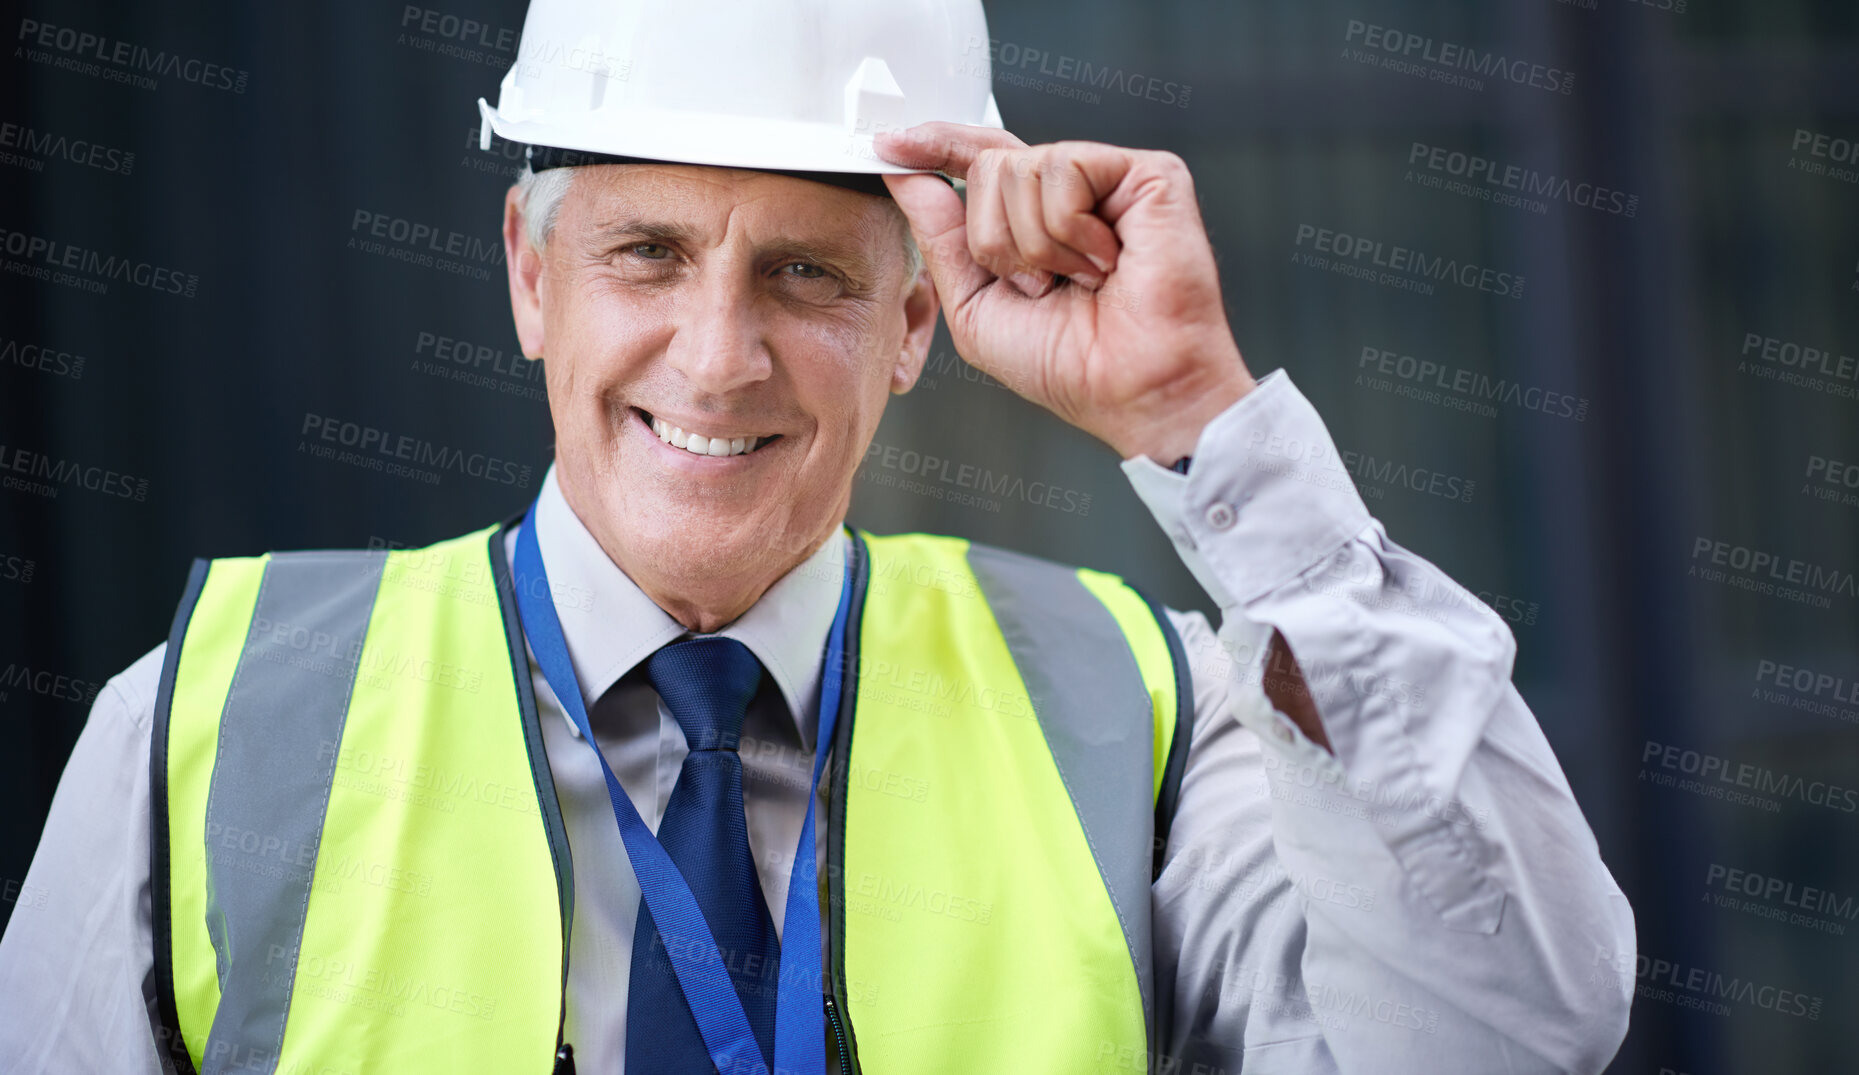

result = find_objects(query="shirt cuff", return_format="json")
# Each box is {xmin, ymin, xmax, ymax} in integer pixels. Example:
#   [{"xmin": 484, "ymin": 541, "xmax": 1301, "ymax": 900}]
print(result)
[
  {"xmin": 1123, "ymin": 368, "xmax": 1377, "ymax": 759},
  {"xmin": 1122, "ymin": 367, "xmax": 1373, "ymax": 607}
]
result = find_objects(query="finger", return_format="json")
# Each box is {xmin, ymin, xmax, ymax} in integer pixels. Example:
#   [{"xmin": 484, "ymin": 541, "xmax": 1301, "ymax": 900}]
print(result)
[
  {"xmin": 1054, "ymin": 141, "xmax": 1165, "ymax": 228},
  {"xmin": 965, "ymin": 149, "xmax": 1053, "ymax": 297},
  {"xmin": 1038, "ymin": 155, "xmax": 1122, "ymax": 276},
  {"xmin": 1001, "ymin": 161, "xmax": 1103, "ymax": 289},
  {"xmin": 881, "ymin": 171, "xmax": 992, "ymax": 316},
  {"xmin": 874, "ymin": 121, "xmax": 1026, "ymax": 178}
]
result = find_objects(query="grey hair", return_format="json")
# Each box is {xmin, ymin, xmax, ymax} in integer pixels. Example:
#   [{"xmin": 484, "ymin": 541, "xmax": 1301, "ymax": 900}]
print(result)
[
  {"xmin": 513, "ymin": 163, "xmax": 924, "ymax": 283},
  {"xmin": 514, "ymin": 164, "xmax": 580, "ymax": 254}
]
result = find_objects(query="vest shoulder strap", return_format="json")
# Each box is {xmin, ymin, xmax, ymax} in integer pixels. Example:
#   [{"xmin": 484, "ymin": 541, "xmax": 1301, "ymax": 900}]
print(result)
[
  {"xmin": 846, "ymin": 531, "xmax": 1192, "ymax": 1070},
  {"xmin": 151, "ymin": 524, "xmax": 571, "ymax": 1075},
  {"xmin": 958, "ymin": 539, "xmax": 1194, "ymax": 852}
]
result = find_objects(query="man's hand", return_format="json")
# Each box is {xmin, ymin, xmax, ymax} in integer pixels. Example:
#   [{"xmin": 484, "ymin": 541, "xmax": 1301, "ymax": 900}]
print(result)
[{"xmin": 877, "ymin": 121, "xmax": 1256, "ymax": 464}]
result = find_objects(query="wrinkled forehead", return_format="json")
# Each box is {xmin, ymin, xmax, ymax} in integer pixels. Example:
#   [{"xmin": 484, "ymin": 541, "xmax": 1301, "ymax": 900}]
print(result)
[{"xmin": 560, "ymin": 161, "xmax": 900, "ymax": 257}]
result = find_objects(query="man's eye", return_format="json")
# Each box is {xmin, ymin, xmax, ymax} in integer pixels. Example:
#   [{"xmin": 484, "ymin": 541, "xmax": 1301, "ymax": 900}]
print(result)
[
  {"xmin": 630, "ymin": 242, "xmax": 671, "ymax": 259},
  {"xmin": 783, "ymin": 262, "xmax": 828, "ymax": 279}
]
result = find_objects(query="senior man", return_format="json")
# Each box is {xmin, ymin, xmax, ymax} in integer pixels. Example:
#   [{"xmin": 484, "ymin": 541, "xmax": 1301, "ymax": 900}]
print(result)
[{"xmin": 0, "ymin": 2, "xmax": 1634, "ymax": 1073}]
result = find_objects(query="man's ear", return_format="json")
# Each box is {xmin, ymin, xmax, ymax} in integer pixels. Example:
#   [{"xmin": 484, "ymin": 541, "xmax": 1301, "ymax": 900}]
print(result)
[
  {"xmin": 503, "ymin": 187, "xmax": 547, "ymax": 360},
  {"xmin": 890, "ymin": 266, "xmax": 943, "ymax": 394}
]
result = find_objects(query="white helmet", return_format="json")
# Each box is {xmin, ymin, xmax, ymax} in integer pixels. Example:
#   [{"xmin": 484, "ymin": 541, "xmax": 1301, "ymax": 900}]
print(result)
[{"xmin": 476, "ymin": 0, "xmax": 1004, "ymax": 176}]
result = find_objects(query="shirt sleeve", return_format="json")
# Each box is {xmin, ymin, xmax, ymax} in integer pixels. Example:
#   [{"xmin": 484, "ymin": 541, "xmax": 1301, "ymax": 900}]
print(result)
[
  {"xmin": 0, "ymin": 643, "xmax": 167, "ymax": 1075},
  {"xmin": 1128, "ymin": 369, "xmax": 1636, "ymax": 1075}
]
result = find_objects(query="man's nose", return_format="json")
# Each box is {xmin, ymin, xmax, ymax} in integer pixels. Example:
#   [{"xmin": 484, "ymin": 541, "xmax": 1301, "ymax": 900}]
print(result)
[{"xmin": 662, "ymin": 271, "xmax": 773, "ymax": 396}]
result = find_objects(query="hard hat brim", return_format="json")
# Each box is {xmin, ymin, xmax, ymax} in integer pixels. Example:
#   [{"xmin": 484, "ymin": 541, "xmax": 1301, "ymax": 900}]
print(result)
[
  {"xmin": 478, "ymin": 97, "xmax": 995, "ymax": 181},
  {"xmin": 519, "ymin": 142, "xmax": 926, "ymax": 199}
]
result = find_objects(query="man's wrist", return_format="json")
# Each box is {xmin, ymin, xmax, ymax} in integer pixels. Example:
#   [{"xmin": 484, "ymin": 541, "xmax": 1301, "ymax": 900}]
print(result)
[
  {"xmin": 1179, "ymin": 368, "xmax": 1374, "ymax": 606},
  {"xmin": 1112, "ymin": 366, "xmax": 1255, "ymax": 465}
]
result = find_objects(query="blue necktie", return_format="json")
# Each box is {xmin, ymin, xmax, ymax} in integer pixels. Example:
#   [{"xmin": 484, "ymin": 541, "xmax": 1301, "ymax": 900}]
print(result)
[{"xmin": 626, "ymin": 637, "xmax": 781, "ymax": 1073}]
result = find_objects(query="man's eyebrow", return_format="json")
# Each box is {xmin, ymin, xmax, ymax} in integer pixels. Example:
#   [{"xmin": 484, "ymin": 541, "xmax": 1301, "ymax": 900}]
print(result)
[
  {"xmin": 585, "ymin": 218, "xmax": 699, "ymax": 249},
  {"xmin": 759, "ymin": 238, "xmax": 881, "ymax": 280},
  {"xmin": 587, "ymin": 217, "xmax": 882, "ymax": 279}
]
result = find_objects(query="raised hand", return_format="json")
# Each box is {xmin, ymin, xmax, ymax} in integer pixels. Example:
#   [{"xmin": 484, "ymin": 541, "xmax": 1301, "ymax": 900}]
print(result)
[{"xmin": 877, "ymin": 121, "xmax": 1256, "ymax": 463}]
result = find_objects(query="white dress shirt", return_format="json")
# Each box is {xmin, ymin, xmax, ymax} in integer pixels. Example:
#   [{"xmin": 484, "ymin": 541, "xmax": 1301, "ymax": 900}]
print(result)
[{"xmin": 0, "ymin": 368, "xmax": 1635, "ymax": 1074}]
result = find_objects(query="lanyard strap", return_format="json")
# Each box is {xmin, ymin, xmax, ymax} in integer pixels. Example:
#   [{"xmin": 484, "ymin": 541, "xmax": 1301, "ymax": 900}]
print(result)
[{"xmin": 512, "ymin": 503, "xmax": 843, "ymax": 1075}]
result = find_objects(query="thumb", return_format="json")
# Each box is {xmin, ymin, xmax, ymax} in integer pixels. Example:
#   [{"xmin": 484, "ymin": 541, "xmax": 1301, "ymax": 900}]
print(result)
[{"xmin": 882, "ymin": 171, "xmax": 991, "ymax": 317}]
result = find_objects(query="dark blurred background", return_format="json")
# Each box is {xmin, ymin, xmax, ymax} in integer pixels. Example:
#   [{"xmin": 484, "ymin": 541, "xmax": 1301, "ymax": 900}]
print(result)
[{"xmin": 2, "ymin": 1, "xmax": 1856, "ymax": 1072}]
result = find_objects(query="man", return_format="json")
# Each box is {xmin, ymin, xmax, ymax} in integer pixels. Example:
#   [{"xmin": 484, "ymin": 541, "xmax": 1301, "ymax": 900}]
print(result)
[{"xmin": 0, "ymin": 2, "xmax": 1634, "ymax": 1072}]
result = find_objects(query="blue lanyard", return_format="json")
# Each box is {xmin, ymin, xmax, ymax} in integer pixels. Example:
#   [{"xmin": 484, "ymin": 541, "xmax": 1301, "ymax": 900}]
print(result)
[{"xmin": 512, "ymin": 501, "xmax": 849, "ymax": 1075}]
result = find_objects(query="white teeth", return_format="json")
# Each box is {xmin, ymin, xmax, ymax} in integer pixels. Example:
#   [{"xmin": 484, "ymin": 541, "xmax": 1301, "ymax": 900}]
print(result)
[{"xmin": 646, "ymin": 414, "xmax": 766, "ymax": 457}]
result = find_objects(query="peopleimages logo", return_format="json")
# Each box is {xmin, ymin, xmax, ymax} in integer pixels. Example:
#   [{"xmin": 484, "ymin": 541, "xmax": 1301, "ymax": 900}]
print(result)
[
  {"xmin": 1753, "ymin": 657, "xmax": 1859, "ymax": 726},
  {"xmin": 348, "ymin": 210, "xmax": 505, "ymax": 283},
  {"xmin": 410, "ymin": 330, "xmax": 547, "ymax": 404},
  {"xmin": 1756, "ymin": 659, "xmax": 1859, "ymax": 706},
  {"xmin": 0, "ymin": 119, "xmax": 134, "ymax": 175},
  {"xmin": 15, "ymin": 19, "xmax": 249, "ymax": 93},
  {"xmin": 0, "ymin": 225, "xmax": 200, "ymax": 298},
  {"xmin": 400, "ymin": 6, "xmax": 517, "ymax": 50},
  {"xmin": 0, "ymin": 335, "xmax": 86, "ymax": 380},
  {"xmin": 1740, "ymin": 332, "xmax": 1858, "ymax": 381},
  {"xmin": 1293, "ymin": 224, "xmax": 1526, "ymax": 299},
  {"xmin": 1804, "ymin": 454, "xmax": 1859, "ymax": 509},
  {"xmin": 298, "ymin": 413, "xmax": 532, "ymax": 488},
  {"xmin": 0, "ymin": 553, "xmax": 35, "ymax": 584},
  {"xmin": 0, "ymin": 663, "xmax": 103, "ymax": 705},
  {"xmin": 1591, "ymin": 946, "xmax": 1823, "ymax": 1021},
  {"xmin": 960, "ymin": 35, "xmax": 1190, "ymax": 109},
  {"xmin": 1342, "ymin": 20, "xmax": 1574, "ymax": 95},
  {"xmin": 1737, "ymin": 331, "xmax": 1859, "ymax": 402},
  {"xmin": 1641, "ymin": 739, "xmax": 1859, "ymax": 814},
  {"xmin": 1356, "ymin": 345, "xmax": 1588, "ymax": 421},
  {"xmin": 1338, "ymin": 447, "xmax": 1475, "ymax": 504},
  {"xmin": 1689, "ymin": 536, "xmax": 1857, "ymax": 608},
  {"xmin": 1705, "ymin": 863, "xmax": 1857, "ymax": 926},
  {"xmin": 0, "ymin": 443, "xmax": 149, "ymax": 501},
  {"xmin": 1789, "ymin": 128, "xmax": 1859, "ymax": 185},
  {"xmin": 862, "ymin": 441, "xmax": 1092, "ymax": 517},
  {"xmin": 1406, "ymin": 142, "xmax": 1638, "ymax": 217}
]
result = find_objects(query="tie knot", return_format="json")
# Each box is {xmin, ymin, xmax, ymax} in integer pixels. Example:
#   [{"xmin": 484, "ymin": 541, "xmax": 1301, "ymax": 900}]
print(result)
[{"xmin": 644, "ymin": 636, "xmax": 763, "ymax": 752}]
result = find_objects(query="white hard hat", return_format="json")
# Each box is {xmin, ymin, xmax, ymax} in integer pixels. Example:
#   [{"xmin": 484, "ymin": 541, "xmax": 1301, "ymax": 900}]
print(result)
[{"xmin": 476, "ymin": 0, "xmax": 1004, "ymax": 178}]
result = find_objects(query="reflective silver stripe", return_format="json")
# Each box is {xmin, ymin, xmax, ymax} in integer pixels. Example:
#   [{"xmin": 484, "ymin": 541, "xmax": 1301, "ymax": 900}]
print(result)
[
  {"xmin": 965, "ymin": 543, "xmax": 1156, "ymax": 1048},
  {"xmin": 199, "ymin": 550, "xmax": 386, "ymax": 1075}
]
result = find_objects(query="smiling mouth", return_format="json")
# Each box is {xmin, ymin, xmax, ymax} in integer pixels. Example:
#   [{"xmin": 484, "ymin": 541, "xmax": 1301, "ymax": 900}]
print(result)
[{"xmin": 635, "ymin": 408, "xmax": 781, "ymax": 458}]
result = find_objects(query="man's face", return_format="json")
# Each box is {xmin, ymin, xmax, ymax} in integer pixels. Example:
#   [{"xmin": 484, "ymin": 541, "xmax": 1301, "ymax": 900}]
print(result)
[{"xmin": 502, "ymin": 164, "xmax": 939, "ymax": 625}]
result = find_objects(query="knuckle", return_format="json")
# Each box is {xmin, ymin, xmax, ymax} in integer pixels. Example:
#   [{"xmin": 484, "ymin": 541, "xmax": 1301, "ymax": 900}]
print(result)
[
  {"xmin": 1148, "ymin": 149, "xmax": 1192, "ymax": 180},
  {"xmin": 970, "ymin": 236, "xmax": 1012, "ymax": 274},
  {"xmin": 1017, "ymin": 229, "xmax": 1056, "ymax": 261},
  {"xmin": 1051, "ymin": 138, "xmax": 1105, "ymax": 157},
  {"xmin": 1045, "ymin": 211, "xmax": 1089, "ymax": 246}
]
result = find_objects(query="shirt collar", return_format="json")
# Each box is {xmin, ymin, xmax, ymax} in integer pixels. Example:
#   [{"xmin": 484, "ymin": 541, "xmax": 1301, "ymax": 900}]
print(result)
[{"xmin": 517, "ymin": 463, "xmax": 849, "ymax": 750}]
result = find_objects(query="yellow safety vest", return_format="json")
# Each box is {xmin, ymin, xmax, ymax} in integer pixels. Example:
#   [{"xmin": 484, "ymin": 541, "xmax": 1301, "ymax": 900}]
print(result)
[{"xmin": 150, "ymin": 521, "xmax": 1191, "ymax": 1074}]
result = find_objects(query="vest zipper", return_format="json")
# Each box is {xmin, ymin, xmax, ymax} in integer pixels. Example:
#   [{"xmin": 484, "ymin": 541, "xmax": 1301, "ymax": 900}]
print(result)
[
  {"xmin": 825, "ymin": 994, "xmax": 852, "ymax": 1074},
  {"xmin": 824, "ymin": 529, "xmax": 869, "ymax": 1073},
  {"xmin": 493, "ymin": 519, "xmax": 580, "ymax": 1075}
]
